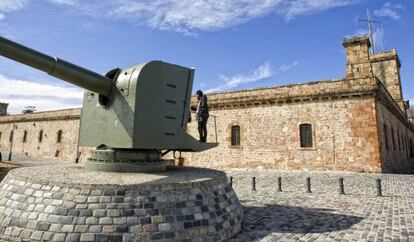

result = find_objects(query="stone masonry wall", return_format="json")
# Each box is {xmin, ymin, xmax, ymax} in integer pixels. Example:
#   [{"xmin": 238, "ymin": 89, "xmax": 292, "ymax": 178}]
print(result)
[
  {"xmin": 184, "ymin": 96, "xmax": 382, "ymax": 173},
  {"xmin": 376, "ymin": 99, "xmax": 414, "ymax": 173},
  {"xmin": 0, "ymin": 109, "xmax": 81, "ymax": 163},
  {"xmin": 371, "ymin": 50, "xmax": 405, "ymax": 111}
]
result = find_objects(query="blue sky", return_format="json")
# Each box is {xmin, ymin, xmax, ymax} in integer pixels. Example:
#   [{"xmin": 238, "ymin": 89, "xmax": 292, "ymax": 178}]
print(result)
[{"xmin": 0, "ymin": 0, "xmax": 412, "ymax": 114}]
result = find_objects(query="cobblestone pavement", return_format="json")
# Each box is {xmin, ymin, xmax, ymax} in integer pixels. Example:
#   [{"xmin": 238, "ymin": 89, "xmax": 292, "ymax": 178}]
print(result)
[
  {"xmin": 0, "ymin": 152, "xmax": 65, "ymax": 167},
  {"xmin": 226, "ymin": 170, "xmax": 414, "ymax": 242},
  {"xmin": 2, "ymin": 155, "xmax": 414, "ymax": 241}
]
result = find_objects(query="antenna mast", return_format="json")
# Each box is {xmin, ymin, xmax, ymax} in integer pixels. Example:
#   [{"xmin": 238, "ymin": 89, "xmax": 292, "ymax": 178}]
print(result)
[{"xmin": 358, "ymin": 9, "xmax": 381, "ymax": 54}]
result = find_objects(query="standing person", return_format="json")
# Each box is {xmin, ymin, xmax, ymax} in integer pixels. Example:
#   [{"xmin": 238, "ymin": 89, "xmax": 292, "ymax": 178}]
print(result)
[{"xmin": 194, "ymin": 90, "xmax": 209, "ymax": 142}]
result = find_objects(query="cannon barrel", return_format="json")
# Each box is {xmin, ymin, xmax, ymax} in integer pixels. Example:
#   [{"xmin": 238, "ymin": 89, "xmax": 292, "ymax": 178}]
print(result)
[{"xmin": 0, "ymin": 36, "xmax": 113, "ymax": 97}]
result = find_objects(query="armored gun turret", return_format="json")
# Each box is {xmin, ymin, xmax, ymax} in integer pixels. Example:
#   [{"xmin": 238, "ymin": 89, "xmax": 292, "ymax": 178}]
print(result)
[{"xmin": 0, "ymin": 36, "xmax": 218, "ymax": 172}]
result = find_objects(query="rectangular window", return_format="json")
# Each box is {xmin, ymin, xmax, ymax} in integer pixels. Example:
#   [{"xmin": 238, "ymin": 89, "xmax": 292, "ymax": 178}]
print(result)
[
  {"xmin": 383, "ymin": 124, "xmax": 389, "ymax": 152},
  {"xmin": 9, "ymin": 131, "xmax": 13, "ymax": 142},
  {"xmin": 38, "ymin": 130, "xmax": 43, "ymax": 143},
  {"xmin": 231, "ymin": 125, "xmax": 241, "ymax": 146},
  {"xmin": 300, "ymin": 123, "xmax": 313, "ymax": 148},
  {"xmin": 23, "ymin": 131, "xmax": 27, "ymax": 143},
  {"xmin": 391, "ymin": 127, "xmax": 396, "ymax": 151},
  {"xmin": 57, "ymin": 130, "xmax": 63, "ymax": 143}
]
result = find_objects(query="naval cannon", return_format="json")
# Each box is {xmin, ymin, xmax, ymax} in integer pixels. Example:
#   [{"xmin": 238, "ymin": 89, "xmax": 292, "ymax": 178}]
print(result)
[
  {"xmin": 0, "ymin": 36, "xmax": 243, "ymax": 242},
  {"xmin": 0, "ymin": 36, "xmax": 217, "ymax": 172}
]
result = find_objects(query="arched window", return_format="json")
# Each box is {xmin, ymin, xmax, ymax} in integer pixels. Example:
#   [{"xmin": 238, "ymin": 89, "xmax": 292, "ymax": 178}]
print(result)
[
  {"xmin": 300, "ymin": 123, "xmax": 313, "ymax": 148},
  {"xmin": 38, "ymin": 130, "xmax": 43, "ymax": 143},
  {"xmin": 231, "ymin": 125, "xmax": 241, "ymax": 146},
  {"xmin": 410, "ymin": 139, "xmax": 413, "ymax": 158},
  {"xmin": 23, "ymin": 131, "xmax": 28, "ymax": 143},
  {"xmin": 57, "ymin": 130, "xmax": 63, "ymax": 143},
  {"xmin": 391, "ymin": 127, "xmax": 396, "ymax": 151},
  {"xmin": 397, "ymin": 130, "xmax": 401, "ymax": 151},
  {"xmin": 383, "ymin": 124, "xmax": 389, "ymax": 152}
]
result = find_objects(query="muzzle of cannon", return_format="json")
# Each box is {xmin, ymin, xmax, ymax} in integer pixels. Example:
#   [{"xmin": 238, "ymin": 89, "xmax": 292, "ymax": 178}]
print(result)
[{"xmin": 0, "ymin": 36, "xmax": 218, "ymax": 172}]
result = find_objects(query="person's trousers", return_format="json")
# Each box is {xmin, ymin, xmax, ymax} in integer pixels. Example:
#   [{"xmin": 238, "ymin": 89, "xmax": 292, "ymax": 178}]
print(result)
[{"xmin": 198, "ymin": 119, "xmax": 208, "ymax": 142}]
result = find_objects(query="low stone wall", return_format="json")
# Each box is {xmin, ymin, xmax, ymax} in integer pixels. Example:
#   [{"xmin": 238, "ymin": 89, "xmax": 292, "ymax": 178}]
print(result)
[{"xmin": 0, "ymin": 166, "xmax": 243, "ymax": 242}]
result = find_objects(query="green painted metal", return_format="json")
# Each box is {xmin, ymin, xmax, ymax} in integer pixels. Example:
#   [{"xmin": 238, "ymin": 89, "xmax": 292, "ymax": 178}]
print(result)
[
  {"xmin": 0, "ymin": 36, "xmax": 112, "ymax": 97},
  {"xmin": 86, "ymin": 148, "xmax": 166, "ymax": 172},
  {"xmin": 0, "ymin": 35, "xmax": 218, "ymax": 172}
]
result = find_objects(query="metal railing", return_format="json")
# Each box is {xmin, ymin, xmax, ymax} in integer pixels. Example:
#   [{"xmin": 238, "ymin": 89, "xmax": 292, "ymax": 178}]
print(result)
[{"xmin": 189, "ymin": 113, "xmax": 218, "ymax": 143}]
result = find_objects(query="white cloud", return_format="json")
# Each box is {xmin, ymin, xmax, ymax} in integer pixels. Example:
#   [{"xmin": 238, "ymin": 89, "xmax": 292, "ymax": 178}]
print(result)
[
  {"xmin": 43, "ymin": 0, "xmax": 362, "ymax": 34},
  {"xmin": 0, "ymin": 74, "xmax": 83, "ymax": 114},
  {"xmin": 282, "ymin": 0, "xmax": 361, "ymax": 21},
  {"xmin": 0, "ymin": 0, "xmax": 365, "ymax": 34},
  {"xmin": 206, "ymin": 61, "xmax": 298, "ymax": 93},
  {"xmin": 278, "ymin": 61, "xmax": 299, "ymax": 72},
  {"xmin": 48, "ymin": 0, "xmax": 77, "ymax": 5},
  {"xmin": 0, "ymin": 0, "xmax": 28, "ymax": 12},
  {"xmin": 0, "ymin": 0, "xmax": 28, "ymax": 25},
  {"xmin": 374, "ymin": 2, "xmax": 404, "ymax": 21}
]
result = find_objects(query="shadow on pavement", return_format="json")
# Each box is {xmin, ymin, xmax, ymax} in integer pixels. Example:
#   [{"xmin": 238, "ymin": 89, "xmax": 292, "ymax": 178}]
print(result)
[{"xmin": 231, "ymin": 202, "xmax": 363, "ymax": 241}]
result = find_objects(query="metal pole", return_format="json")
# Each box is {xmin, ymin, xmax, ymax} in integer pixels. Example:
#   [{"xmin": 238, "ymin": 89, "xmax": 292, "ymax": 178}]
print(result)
[
  {"xmin": 252, "ymin": 177, "xmax": 256, "ymax": 191},
  {"xmin": 376, "ymin": 178, "xmax": 383, "ymax": 196},
  {"xmin": 366, "ymin": 9, "xmax": 375, "ymax": 54},
  {"xmin": 277, "ymin": 177, "xmax": 282, "ymax": 192},
  {"xmin": 214, "ymin": 116, "xmax": 218, "ymax": 143},
  {"xmin": 306, "ymin": 177, "xmax": 311, "ymax": 193},
  {"xmin": 333, "ymin": 135, "xmax": 336, "ymax": 165},
  {"xmin": 75, "ymin": 108, "xmax": 83, "ymax": 163},
  {"xmin": 339, "ymin": 177, "xmax": 345, "ymax": 195},
  {"xmin": 8, "ymin": 124, "xmax": 14, "ymax": 161}
]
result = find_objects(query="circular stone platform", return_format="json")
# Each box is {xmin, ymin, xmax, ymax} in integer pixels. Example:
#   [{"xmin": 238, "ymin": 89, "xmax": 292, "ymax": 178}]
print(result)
[{"xmin": 0, "ymin": 166, "xmax": 243, "ymax": 242}]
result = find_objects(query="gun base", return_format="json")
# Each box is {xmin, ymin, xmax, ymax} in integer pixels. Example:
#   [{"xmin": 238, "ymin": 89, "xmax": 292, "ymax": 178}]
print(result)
[{"xmin": 85, "ymin": 148, "xmax": 166, "ymax": 173}]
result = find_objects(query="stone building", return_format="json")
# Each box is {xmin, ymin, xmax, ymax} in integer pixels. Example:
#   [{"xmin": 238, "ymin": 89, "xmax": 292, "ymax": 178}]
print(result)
[
  {"xmin": 0, "ymin": 109, "xmax": 81, "ymax": 162},
  {"xmin": 0, "ymin": 35, "xmax": 413, "ymax": 173}
]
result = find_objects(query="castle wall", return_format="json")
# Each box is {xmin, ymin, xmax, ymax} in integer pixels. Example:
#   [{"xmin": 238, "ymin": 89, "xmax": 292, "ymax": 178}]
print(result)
[
  {"xmin": 183, "ymin": 96, "xmax": 382, "ymax": 173},
  {"xmin": 0, "ymin": 35, "xmax": 412, "ymax": 173},
  {"xmin": 376, "ymin": 98, "xmax": 414, "ymax": 173},
  {"xmin": 0, "ymin": 109, "xmax": 81, "ymax": 163},
  {"xmin": 371, "ymin": 50, "xmax": 405, "ymax": 111}
]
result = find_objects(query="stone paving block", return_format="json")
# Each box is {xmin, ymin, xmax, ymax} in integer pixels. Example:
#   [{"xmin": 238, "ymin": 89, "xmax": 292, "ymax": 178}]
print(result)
[
  {"xmin": 102, "ymin": 225, "xmax": 115, "ymax": 233},
  {"xmin": 65, "ymin": 233, "xmax": 80, "ymax": 242},
  {"xmin": 89, "ymin": 225, "xmax": 102, "ymax": 233},
  {"xmin": 93, "ymin": 209, "xmax": 106, "ymax": 218},
  {"xmin": 49, "ymin": 224, "xmax": 62, "ymax": 232},
  {"xmin": 37, "ymin": 222, "xmax": 50, "ymax": 231},
  {"xmin": 30, "ymin": 231, "xmax": 43, "ymax": 241},
  {"xmin": 42, "ymin": 231, "xmax": 54, "ymax": 241},
  {"xmin": 61, "ymin": 224, "xmax": 74, "ymax": 233},
  {"xmin": 80, "ymin": 233, "xmax": 96, "ymax": 242},
  {"xmin": 53, "ymin": 233, "xmax": 66, "ymax": 242},
  {"xmin": 74, "ymin": 225, "xmax": 89, "ymax": 233},
  {"xmin": 99, "ymin": 217, "xmax": 112, "ymax": 225},
  {"xmin": 85, "ymin": 217, "xmax": 98, "ymax": 224}
]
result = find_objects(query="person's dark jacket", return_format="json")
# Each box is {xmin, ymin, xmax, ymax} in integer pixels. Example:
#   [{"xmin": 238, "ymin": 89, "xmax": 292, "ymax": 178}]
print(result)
[
  {"xmin": 199, "ymin": 95, "xmax": 209, "ymax": 114},
  {"xmin": 196, "ymin": 95, "xmax": 209, "ymax": 121}
]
